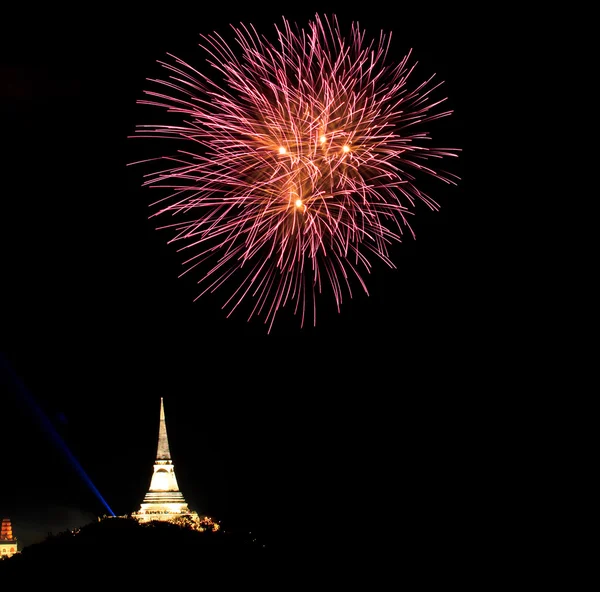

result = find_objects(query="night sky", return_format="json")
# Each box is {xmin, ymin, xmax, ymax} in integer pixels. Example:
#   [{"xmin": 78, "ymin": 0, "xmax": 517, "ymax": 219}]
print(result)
[{"xmin": 1, "ymin": 5, "xmax": 488, "ymax": 555}]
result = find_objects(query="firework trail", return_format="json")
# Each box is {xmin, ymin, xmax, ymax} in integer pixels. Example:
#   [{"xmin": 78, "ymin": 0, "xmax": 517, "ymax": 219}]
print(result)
[{"xmin": 130, "ymin": 13, "xmax": 460, "ymax": 332}]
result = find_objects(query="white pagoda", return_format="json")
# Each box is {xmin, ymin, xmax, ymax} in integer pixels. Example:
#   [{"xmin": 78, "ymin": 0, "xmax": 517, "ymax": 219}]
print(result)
[{"xmin": 132, "ymin": 397, "xmax": 199, "ymax": 524}]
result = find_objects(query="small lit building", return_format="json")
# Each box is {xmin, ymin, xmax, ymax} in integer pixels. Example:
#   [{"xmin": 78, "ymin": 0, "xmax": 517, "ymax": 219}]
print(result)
[{"xmin": 0, "ymin": 518, "xmax": 19, "ymax": 558}]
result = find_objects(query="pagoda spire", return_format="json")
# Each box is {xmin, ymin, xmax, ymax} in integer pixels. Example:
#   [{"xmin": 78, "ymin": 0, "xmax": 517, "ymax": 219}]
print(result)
[{"xmin": 156, "ymin": 397, "xmax": 172, "ymax": 460}]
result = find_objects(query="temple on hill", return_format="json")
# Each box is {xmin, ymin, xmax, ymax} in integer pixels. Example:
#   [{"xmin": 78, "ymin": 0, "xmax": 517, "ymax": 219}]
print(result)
[
  {"xmin": 0, "ymin": 518, "xmax": 19, "ymax": 558},
  {"xmin": 131, "ymin": 398, "xmax": 219, "ymax": 532}
]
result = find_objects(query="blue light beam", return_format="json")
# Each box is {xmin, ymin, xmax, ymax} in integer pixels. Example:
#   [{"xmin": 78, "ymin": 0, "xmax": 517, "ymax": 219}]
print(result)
[{"xmin": 1, "ymin": 354, "xmax": 116, "ymax": 516}]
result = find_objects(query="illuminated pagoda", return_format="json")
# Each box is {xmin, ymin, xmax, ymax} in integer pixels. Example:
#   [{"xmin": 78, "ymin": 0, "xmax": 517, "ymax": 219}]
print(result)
[
  {"xmin": 131, "ymin": 398, "xmax": 219, "ymax": 532},
  {"xmin": 0, "ymin": 518, "xmax": 19, "ymax": 558}
]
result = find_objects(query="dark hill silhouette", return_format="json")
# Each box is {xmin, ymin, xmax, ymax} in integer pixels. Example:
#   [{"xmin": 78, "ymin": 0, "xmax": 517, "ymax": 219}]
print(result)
[
  {"xmin": 1, "ymin": 510, "xmax": 475, "ymax": 586},
  {"xmin": 0, "ymin": 516, "xmax": 273, "ymax": 586}
]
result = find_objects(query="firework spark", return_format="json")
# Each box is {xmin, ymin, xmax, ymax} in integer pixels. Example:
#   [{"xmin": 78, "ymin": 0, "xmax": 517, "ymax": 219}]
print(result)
[{"xmin": 130, "ymin": 13, "xmax": 460, "ymax": 332}]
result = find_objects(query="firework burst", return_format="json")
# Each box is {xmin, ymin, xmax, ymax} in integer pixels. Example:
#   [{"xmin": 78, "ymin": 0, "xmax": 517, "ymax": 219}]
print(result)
[{"xmin": 131, "ymin": 13, "xmax": 460, "ymax": 332}]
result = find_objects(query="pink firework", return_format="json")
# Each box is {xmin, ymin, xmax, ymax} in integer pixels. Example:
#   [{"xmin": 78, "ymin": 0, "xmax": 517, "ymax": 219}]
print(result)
[{"xmin": 131, "ymin": 13, "xmax": 460, "ymax": 332}]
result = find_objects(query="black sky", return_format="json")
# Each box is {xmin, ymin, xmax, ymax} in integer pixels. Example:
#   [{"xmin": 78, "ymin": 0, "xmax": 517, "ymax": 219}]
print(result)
[{"xmin": 1, "ymin": 5, "xmax": 488, "ymax": 553}]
